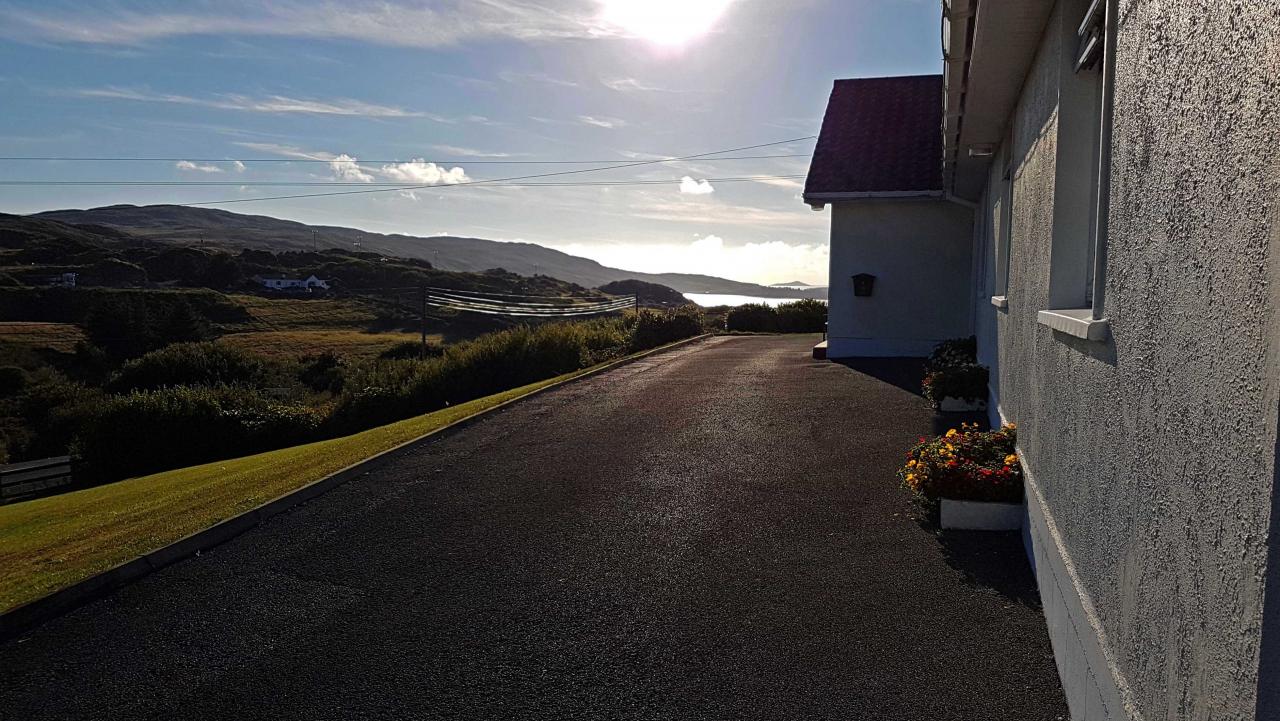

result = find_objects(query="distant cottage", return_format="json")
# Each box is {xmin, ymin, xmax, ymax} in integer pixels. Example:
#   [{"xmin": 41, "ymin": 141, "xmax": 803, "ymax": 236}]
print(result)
[
  {"xmin": 37, "ymin": 272, "xmax": 78, "ymax": 288},
  {"xmin": 254, "ymin": 275, "xmax": 329, "ymax": 292}
]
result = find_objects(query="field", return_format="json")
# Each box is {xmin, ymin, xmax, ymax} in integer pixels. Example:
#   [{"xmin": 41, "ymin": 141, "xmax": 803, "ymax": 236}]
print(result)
[
  {"xmin": 0, "ymin": 322, "xmax": 87, "ymax": 353},
  {"xmin": 227, "ymin": 294, "xmax": 380, "ymax": 330},
  {"xmin": 218, "ymin": 329, "xmax": 438, "ymax": 360}
]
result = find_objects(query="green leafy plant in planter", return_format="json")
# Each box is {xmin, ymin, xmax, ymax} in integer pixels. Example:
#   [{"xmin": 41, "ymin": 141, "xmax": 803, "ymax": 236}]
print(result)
[
  {"xmin": 925, "ymin": 335, "xmax": 976, "ymax": 372},
  {"xmin": 922, "ymin": 363, "xmax": 989, "ymax": 406},
  {"xmin": 899, "ymin": 423, "xmax": 1023, "ymax": 505}
]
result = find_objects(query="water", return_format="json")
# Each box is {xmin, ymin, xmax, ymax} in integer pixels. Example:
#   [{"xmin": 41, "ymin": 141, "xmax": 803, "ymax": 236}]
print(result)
[{"xmin": 682, "ymin": 293, "xmax": 827, "ymax": 308}]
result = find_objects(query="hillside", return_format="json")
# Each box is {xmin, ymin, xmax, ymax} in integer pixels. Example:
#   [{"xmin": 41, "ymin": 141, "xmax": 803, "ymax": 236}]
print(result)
[
  {"xmin": 598, "ymin": 279, "xmax": 688, "ymax": 308},
  {"xmin": 34, "ymin": 205, "xmax": 827, "ymax": 299}
]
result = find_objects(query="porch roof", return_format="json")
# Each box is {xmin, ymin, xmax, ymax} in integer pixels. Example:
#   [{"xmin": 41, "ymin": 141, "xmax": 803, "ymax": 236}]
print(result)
[{"xmin": 803, "ymin": 74, "xmax": 944, "ymax": 207}]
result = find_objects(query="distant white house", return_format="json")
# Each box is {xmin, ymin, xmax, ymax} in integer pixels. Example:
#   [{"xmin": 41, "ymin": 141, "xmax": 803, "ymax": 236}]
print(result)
[
  {"xmin": 38, "ymin": 272, "xmax": 78, "ymax": 289},
  {"xmin": 255, "ymin": 275, "xmax": 329, "ymax": 292}
]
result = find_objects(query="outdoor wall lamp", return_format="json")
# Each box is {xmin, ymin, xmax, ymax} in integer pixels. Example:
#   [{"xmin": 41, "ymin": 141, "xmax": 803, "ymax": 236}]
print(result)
[{"xmin": 852, "ymin": 273, "xmax": 876, "ymax": 297}]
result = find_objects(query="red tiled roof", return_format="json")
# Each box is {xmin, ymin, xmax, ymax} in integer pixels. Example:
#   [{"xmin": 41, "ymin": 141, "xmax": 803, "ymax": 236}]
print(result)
[{"xmin": 803, "ymin": 75, "xmax": 943, "ymax": 202}]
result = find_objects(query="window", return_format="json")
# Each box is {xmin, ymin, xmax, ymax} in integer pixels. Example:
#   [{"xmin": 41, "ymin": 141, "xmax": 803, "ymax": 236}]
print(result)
[
  {"xmin": 1037, "ymin": 0, "xmax": 1114, "ymax": 340},
  {"xmin": 1077, "ymin": 0, "xmax": 1106, "ymax": 307}
]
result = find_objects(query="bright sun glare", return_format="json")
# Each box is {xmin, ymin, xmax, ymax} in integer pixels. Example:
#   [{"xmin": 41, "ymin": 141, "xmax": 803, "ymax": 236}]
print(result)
[{"xmin": 599, "ymin": 0, "xmax": 734, "ymax": 47}]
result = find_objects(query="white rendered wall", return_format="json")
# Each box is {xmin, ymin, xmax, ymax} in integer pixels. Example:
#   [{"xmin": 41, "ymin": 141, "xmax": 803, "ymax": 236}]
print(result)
[{"xmin": 825, "ymin": 199, "xmax": 974, "ymax": 358}]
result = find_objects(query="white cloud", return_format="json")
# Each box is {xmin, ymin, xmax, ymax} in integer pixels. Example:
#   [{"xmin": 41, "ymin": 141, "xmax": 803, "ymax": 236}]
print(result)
[
  {"xmin": 498, "ymin": 70, "xmax": 579, "ymax": 87},
  {"xmin": 73, "ymin": 87, "xmax": 433, "ymax": 118},
  {"xmin": 175, "ymin": 160, "xmax": 224, "ymax": 173},
  {"xmin": 624, "ymin": 194, "xmax": 828, "ymax": 228},
  {"xmin": 232, "ymin": 144, "xmax": 468, "ymax": 185},
  {"xmin": 430, "ymin": 144, "xmax": 515, "ymax": 158},
  {"xmin": 751, "ymin": 176, "xmax": 804, "ymax": 190},
  {"xmin": 602, "ymin": 77, "xmax": 666, "ymax": 93},
  {"xmin": 578, "ymin": 115, "xmax": 626, "ymax": 129},
  {"xmin": 232, "ymin": 160, "xmax": 246, "ymax": 172},
  {"xmin": 379, "ymin": 160, "xmax": 470, "ymax": 185},
  {"xmin": 679, "ymin": 176, "xmax": 715, "ymax": 195},
  {"xmin": 231, "ymin": 142, "xmax": 328, "ymax": 160},
  {"xmin": 551, "ymin": 235, "xmax": 830, "ymax": 286},
  {"xmin": 330, "ymin": 154, "xmax": 374, "ymax": 183},
  {"xmin": 0, "ymin": 1, "xmax": 611, "ymax": 48}
]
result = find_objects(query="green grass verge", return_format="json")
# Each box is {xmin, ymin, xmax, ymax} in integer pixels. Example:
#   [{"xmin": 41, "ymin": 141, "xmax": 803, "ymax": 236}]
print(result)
[{"xmin": 0, "ymin": 360, "xmax": 620, "ymax": 613}]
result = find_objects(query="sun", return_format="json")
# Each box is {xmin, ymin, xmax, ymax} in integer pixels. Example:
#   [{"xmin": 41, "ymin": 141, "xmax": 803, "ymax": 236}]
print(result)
[{"xmin": 599, "ymin": 0, "xmax": 734, "ymax": 47}]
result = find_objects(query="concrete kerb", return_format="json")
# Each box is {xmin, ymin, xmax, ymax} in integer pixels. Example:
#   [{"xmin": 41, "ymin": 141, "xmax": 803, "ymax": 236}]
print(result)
[{"xmin": 0, "ymin": 334, "xmax": 713, "ymax": 642}]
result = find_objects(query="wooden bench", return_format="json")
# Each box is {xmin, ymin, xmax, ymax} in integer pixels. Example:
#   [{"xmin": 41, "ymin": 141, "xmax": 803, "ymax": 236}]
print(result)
[{"xmin": 0, "ymin": 456, "xmax": 74, "ymax": 503}]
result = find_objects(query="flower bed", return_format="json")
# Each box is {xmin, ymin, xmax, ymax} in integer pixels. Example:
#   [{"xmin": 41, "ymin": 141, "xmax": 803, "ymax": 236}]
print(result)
[{"xmin": 900, "ymin": 423, "xmax": 1023, "ymax": 505}]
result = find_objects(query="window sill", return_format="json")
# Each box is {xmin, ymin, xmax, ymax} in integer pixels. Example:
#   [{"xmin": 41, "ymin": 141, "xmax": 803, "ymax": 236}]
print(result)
[
  {"xmin": 1036, "ymin": 308, "xmax": 1109, "ymax": 341},
  {"xmin": 990, "ymin": 295, "xmax": 1009, "ymax": 309}
]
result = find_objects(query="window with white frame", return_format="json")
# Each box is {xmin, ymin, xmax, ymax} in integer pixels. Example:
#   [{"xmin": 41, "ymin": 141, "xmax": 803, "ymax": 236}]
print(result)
[
  {"xmin": 1077, "ymin": 0, "xmax": 1106, "ymax": 307},
  {"xmin": 1039, "ymin": 0, "xmax": 1113, "ymax": 338},
  {"xmin": 1044, "ymin": 0, "xmax": 1116, "ymax": 313}
]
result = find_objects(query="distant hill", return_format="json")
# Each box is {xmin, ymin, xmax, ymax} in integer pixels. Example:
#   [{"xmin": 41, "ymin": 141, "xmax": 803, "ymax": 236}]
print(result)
[
  {"xmin": 0, "ymin": 212, "xmax": 594, "ymax": 299},
  {"xmin": 598, "ymin": 279, "xmax": 689, "ymax": 308},
  {"xmin": 769, "ymin": 281, "xmax": 821, "ymax": 288},
  {"xmin": 33, "ymin": 205, "xmax": 827, "ymax": 299}
]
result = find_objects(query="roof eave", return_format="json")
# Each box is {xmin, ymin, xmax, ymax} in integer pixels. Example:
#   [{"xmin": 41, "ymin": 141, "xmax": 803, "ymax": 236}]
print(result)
[
  {"xmin": 803, "ymin": 190, "xmax": 944, "ymax": 207},
  {"xmin": 943, "ymin": 0, "xmax": 1056, "ymax": 200}
]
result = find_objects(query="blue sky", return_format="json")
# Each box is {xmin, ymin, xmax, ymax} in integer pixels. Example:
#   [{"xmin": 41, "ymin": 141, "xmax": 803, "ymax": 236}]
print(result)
[{"xmin": 0, "ymin": 0, "xmax": 939, "ymax": 285}]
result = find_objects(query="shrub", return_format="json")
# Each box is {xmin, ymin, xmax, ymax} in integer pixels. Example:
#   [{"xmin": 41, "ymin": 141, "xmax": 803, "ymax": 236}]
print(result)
[
  {"xmin": 83, "ymin": 294, "xmax": 211, "ymax": 358},
  {"xmin": 926, "ymin": 336, "xmax": 977, "ymax": 372},
  {"xmin": 72, "ymin": 385, "xmax": 323, "ymax": 482},
  {"xmin": 922, "ymin": 363, "xmax": 989, "ymax": 406},
  {"xmin": 10, "ymin": 378, "xmax": 103, "ymax": 461},
  {"xmin": 330, "ymin": 318, "xmax": 634, "ymax": 432},
  {"xmin": 628, "ymin": 307, "xmax": 702, "ymax": 351},
  {"xmin": 725, "ymin": 303, "xmax": 778, "ymax": 332},
  {"xmin": 298, "ymin": 351, "xmax": 347, "ymax": 392},
  {"xmin": 379, "ymin": 340, "xmax": 444, "ymax": 360},
  {"xmin": 106, "ymin": 342, "xmax": 265, "ymax": 393},
  {"xmin": 900, "ymin": 423, "xmax": 1023, "ymax": 504},
  {"xmin": 774, "ymin": 299, "xmax": 827, "ymax": 333},
  {"xmin": 0, "ymin": 366, "xmax": 28, "ymax": 397}
]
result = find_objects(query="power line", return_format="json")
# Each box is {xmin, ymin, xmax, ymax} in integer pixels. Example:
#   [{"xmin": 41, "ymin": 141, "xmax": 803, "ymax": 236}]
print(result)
[
  {"xmin": 171, "ymin": 136, "xmax": 816, "ymax": 206},
  {"xmin": 0, "ymin": 153, "xmax": 811, "ymax": 165},
  {"xmin": 0, "ymin": 174, "xmax": 806, "ymax": 188}
]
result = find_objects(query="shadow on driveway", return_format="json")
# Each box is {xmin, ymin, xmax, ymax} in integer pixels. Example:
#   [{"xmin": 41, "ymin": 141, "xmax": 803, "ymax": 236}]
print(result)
[{"xmin": 936, "ymin": 529, "xmax": 1043, "ymax": 608}]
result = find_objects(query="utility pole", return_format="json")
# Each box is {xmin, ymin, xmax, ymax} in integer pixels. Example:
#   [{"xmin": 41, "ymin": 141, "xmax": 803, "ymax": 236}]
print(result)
[
  {"xmin": 420, "ymin": 284, "xmax": 428, "ymax": 357},
  {"xmin": 312, "ymin": 229, "xmax": 317, "ymax": 252},
  {"xmin": 633, "ymin": 294, "xmax": 639, "ymax": 316}
]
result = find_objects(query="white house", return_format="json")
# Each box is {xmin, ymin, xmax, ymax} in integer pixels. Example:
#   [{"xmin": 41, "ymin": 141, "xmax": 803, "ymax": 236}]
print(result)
[
  {"xmin": 37, "ymin": 272, "xmax": 78, "ymax": 288},
  {"xmin": 255, "ymin": 275, "xmax": 329, "ymax": 292},
  {"xmin": 805, "ymin": 1, "xmax": 1279, "ymax": 719}
]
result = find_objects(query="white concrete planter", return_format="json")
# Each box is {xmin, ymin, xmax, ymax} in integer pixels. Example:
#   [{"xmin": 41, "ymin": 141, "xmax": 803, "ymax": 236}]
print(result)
[
  {"xmin": 939, "ymin": 396, "xmax": 988, "ymax": 412},
  {"xmin": 940, "ymin": 498, "xmax": 1024, "ymax": 530}
]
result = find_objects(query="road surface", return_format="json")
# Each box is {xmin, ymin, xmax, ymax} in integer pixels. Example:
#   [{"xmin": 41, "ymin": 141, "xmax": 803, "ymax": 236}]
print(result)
[{"xmin": 0, "ymin": 335, "xmax": 1066, "ymax": 719}]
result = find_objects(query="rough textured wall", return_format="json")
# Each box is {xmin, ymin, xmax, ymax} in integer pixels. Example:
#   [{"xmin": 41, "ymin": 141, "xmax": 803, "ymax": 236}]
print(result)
[
  {"xmin": 995, "ymin": 1, "xmax": 1280, "ymax": 718},
  {"xmin": 828, "ymin": 200, "xmax": 973, "ymax": 354}
]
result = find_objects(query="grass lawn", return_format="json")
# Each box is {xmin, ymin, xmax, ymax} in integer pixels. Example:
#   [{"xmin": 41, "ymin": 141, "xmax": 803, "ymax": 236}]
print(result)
[
  {"xmin": 0, "ymin": 322, "xmax": 87, "ymax": 353},
  {"xmin": 217, "ymin": 329, "xmax": 438, "ymax": 360},
  {"xmin": 0, "ymin": 362, "xmax": 608, "ymax": 613}
]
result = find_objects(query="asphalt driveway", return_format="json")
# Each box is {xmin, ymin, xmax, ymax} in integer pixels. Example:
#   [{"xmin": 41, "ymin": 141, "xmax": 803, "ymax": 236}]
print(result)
[{"xmin": 0, "ymin": 335, "xmax": 1066, "ymax": 720}]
